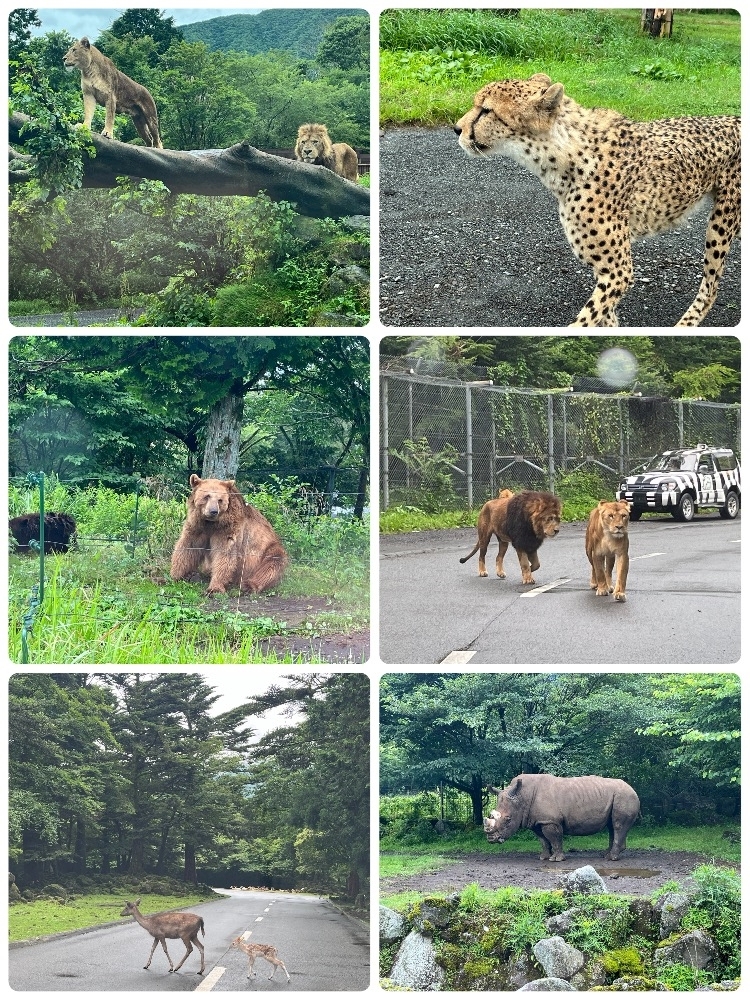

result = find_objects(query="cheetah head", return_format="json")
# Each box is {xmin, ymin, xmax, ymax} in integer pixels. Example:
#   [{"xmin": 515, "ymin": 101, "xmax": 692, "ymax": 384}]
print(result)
[{"xmin": 454, "ymin": 73, "xmax": 565, "ymax": 156}]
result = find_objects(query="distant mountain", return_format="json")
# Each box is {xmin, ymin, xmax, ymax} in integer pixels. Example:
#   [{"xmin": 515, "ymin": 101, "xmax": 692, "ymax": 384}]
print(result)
[{"xmin": 180, "ymin": 8, "xmax": 366, "ymax": 58}]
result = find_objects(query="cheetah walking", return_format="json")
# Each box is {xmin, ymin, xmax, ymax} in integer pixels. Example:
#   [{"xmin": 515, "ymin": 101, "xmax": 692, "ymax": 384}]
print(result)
[{"xmin": 455, "ymin": 73, "xmax": 740, "ymax": 327}]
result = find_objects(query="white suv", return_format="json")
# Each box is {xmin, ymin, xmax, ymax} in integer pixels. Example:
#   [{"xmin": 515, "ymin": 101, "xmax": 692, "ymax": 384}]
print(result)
[{"xmin": 616, "ymin": 445, "xmax": 741, "ymax": 522}]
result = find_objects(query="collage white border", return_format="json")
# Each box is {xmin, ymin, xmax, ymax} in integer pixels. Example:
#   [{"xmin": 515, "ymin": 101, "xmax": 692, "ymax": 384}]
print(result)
[{"xmin": 2, "ymin": 3, "xmax": 746, "ymax": 997}]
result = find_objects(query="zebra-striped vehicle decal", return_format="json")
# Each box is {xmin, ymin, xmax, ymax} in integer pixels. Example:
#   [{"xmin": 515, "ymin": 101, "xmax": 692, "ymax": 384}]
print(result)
[{"xmin": 618, "ymin": 465, "xmax": 740, "ymax": 509}]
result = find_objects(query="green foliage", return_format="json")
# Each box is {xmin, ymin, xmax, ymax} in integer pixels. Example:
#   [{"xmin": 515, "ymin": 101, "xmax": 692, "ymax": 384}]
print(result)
[
  {"xmin": 388, "ymin": 438, "xmax": 462, "ymax": 513},
  {"xmin": 380, "ymin": 505, "xmax": 478, "ymax": 533},
  {"xmin": 638, "ymin": 675, "xmax": 740, "ymax": 788},
  {"xmin": 10, "ymin": 51, "xmax": 96, "ymax": 198},
  {"xmin": 682, "ymin": 864, "xmax": 741, "ymax": 979},
  {"xmin": 138, "ymin": 271, "xmax": 214, "ymax": 327},
  {"xmin": 317, "ymin": 15, "xmax": 369, "ymax": 71},
  {"xmin": 458, "ymin": 882, "xmax": 482, "ymax": 913},
  {"xmin": 655, "ymin": 963, "xmax": 713, "ymax": 990},
  {"xmin": 9, "ymin": 12, "xmax": 370, "ymax": 318},
  {"xmin": 630, "ymin": 63, "xmax": 689, "ymax": 82}
]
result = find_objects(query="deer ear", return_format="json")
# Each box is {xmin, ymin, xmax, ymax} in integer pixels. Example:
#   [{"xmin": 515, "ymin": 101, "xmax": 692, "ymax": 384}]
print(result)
[{"xmin": 134, "ymin": 897, "xmax": 141, "ymax": 905}]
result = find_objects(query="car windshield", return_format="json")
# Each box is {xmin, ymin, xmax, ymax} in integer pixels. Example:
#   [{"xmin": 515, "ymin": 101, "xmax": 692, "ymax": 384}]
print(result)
[{"xmin": 654, "ymin": 453, "xmax": 697, "ymax": 472}]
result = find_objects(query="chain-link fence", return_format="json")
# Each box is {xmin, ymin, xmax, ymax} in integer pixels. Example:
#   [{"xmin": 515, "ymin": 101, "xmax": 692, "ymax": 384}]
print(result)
[{"xmin": 380, "ymin": 367, "xmax": 741, "ymax": 509}]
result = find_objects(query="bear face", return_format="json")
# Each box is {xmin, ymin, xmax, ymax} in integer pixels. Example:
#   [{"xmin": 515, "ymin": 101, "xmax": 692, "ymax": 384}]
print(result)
[{"xmin": 188, "ymin": 475, "xmax": 237, "ymax": 521}]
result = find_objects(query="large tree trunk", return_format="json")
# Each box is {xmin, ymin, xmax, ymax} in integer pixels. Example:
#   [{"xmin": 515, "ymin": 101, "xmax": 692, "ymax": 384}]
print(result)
[
  {"xmin": 202, "ymin": 384, "xmax": 244, "ymax": 479},
  {"xmin": 354, "ymin": 464, "xmax": 369, "ymax": 519},
  {"xmin": 184, "ymin": 842, "xmax": 197, "ymax": 884},
  {"xmin": 10, "ymin": 113, "xmax": 369, "ymax": 220}
]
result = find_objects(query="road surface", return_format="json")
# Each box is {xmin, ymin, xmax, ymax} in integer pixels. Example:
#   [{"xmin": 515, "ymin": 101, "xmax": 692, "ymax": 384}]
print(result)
[
  {"xmin": 380, "ymin": 515, "xmax": 740, "ymax": 664},
  {"xmin": 380, "ymin": 126, "xmax": 741, "ymax": 328},
  {"xmin": 9, "ymin": 890, "xmax": 369, "ymax": 992}
]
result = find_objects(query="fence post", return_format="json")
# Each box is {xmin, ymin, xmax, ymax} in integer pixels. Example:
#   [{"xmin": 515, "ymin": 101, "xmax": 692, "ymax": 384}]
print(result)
[
  {"xmin": 677, "ymin": 399, "xmax": 684, "ymax": 447},
  {"xmin": 465, "ymin": 384, "xmax": 473, "ymax": 509},
  {"xmin": 382, "ymin": 375, "xmax": 390, "ymax": 510},
  {"xmin": 547, "ymin": 394, "xmax": 556, "ymax": 493},
  {"xmin": 131, "ymin": 478, "xmax": 142, "ymax": 558},
  {"xmin": 37, "ymin": 472, "xmax": 45, "ymax": 603}
]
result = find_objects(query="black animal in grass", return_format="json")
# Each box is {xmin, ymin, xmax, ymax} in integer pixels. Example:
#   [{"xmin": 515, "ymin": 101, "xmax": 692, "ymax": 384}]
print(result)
[{"xmin": 9, "ymin": 513, "xmax": 77, "ymax": 554}]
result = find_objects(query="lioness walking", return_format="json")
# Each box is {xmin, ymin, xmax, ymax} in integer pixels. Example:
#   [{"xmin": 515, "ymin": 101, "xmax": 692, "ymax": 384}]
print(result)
[{"xmin": 64, "ymin": 37, "xmax": 163, "ymax": 148}]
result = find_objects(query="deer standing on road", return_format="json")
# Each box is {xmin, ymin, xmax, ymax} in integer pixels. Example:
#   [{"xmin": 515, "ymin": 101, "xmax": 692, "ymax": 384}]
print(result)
[
  {"xmin": 120, "ymin": 899, "xmax": 205, "ymax": 974},
  {"xmin": 231, "ymin": 935, "xmax": 291, "ymax": 981}
]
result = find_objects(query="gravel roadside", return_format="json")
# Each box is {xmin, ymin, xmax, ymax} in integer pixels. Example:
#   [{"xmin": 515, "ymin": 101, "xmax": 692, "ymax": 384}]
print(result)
[{"xmin": 379, "ymin": 126, "xmax": 741, "ymax": 329}]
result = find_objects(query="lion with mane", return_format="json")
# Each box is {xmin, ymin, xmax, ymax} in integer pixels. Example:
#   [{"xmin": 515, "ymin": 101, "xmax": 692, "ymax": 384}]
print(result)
[
  {"xmin": 294, "ymin": 123, "xmax": 359, "ymax": 182},
  {"xmin": 460, "ymin": 489, "xmax": 562, "ymax": 585},
  {"xmin": 170, "ymin": 475, "xmax": 288, "ymax": 595},
  {"xmin": 63, "ymin": 36, "xmax": 163, "ymax": 147},
  {"xmin": 585, "ymin": 499, "xmax": 631, "ymax": 602}
]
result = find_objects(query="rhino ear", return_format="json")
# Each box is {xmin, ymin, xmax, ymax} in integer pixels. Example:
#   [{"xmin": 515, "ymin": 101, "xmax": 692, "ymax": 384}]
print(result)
[
  {"xmin": 507, "ymin": 777, "xmax": 523, "ymax": 797},
  {"xmin": 487, "ymin": 785, "xmax": 500, "ymax": 796}
]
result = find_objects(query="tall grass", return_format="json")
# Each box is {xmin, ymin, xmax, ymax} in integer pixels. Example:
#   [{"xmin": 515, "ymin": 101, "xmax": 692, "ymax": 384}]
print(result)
[
  {"xmin": 9, "ymin": 476, "xmax": 369, "ymax": 663},
  {"xmin": 380, "ymin": 8, "xmax": 740, "ymax": 125}
]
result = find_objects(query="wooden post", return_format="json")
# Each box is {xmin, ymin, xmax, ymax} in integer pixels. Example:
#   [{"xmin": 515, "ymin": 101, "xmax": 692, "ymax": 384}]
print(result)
[{"xmin": 641, "ymin": 9, "xmax": 673, "ymax": 38}]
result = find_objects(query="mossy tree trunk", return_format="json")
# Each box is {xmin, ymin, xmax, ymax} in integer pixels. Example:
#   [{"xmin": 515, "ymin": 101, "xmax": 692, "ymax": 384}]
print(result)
[{"xmin": 202, "ymin": 383, "xmax": 245, "ymax": 479}]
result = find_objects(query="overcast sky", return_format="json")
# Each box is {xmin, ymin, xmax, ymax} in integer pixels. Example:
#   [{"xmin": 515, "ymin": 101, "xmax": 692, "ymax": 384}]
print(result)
[{"xmin": 31, "ymin": 8, "xmax": 262, "ymax": 39}]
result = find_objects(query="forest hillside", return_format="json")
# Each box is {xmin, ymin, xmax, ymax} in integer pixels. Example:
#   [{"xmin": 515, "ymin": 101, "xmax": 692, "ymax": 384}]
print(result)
[{"xmin": 181, "ymin": 8, "xmax": 365, "ymax": 56}]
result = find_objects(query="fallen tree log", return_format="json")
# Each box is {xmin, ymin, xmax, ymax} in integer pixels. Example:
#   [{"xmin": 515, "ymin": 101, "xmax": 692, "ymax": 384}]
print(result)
[{"xmin": 9, "ymin": 113, "xmax": 370, "ymax": 220}]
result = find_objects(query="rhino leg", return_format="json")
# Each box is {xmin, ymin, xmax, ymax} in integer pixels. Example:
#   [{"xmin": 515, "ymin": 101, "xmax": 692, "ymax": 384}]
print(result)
[
  {"xmin": 605, "ymin": 817, "xmax": 630, "ymax": 859},
  {"xmin": 534, "ymin": 823, "xmax": 565, "ymax": 862}
]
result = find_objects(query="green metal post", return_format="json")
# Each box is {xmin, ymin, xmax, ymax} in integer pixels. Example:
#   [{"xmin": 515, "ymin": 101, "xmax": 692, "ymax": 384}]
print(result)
[
  {"xmin": 38, "ymin": 472, "xmax": 45, "ymax": 602},
  {"xmin": 131, "ymin": 479, "xmax": 141, "ymax": 558}
]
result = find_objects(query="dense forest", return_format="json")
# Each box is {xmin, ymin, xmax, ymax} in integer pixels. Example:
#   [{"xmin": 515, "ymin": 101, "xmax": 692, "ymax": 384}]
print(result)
[
  {"xmin": 381, "ymin": 673, "xmax": 740, "ymax": 828},
  {"xmin": 9, "ymin": 8, "xmax": 370, "ymax": 324},
  {"xmin": 9, "ymin": 672, "xmax": 370, "ymax": 894},
  {"xmin": 9, "ymin": 335, "xmax": 370, "ymax": 506}
]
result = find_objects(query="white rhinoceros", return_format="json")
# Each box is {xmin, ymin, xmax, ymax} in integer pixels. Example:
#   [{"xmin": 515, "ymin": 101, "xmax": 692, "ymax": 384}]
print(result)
[{"xmin": 484, "ymin": 773, "xmax": 640, "ymax": 861}]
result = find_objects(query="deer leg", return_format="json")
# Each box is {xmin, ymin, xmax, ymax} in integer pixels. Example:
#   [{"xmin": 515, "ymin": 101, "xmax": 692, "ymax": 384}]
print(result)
[
  {"xmin": 144, "ymin": 936, "xmax": 160, "ymax": 970},
  {"xmin": 192, "ymin": 932, "xmax": 205, "ymax": 975},
  {"xmin": 171, "ymin": 938, "xmax": 193, "ymax": 973},
  {"xmin": 247, "ymin": 955, "xmax": 257, "ymax": 979},
  {"xmin": 274, "ymin": 957, "xmax": 291, "ymax": 982}
]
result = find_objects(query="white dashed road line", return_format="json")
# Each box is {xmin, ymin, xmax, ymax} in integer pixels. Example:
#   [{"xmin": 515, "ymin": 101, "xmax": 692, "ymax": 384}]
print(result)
[
  {"xmin": 520, "ymin": 577, "xmax": 571, "ymax": 597},
  {"xmin": 439, "ymin": 650, "xmax": 477, "ymax": 664},
  {"xmin": 195, "ymin": 966, "xmax": 225, "ymax": 991},
  {"xmin": 631, "ymin": 551, "xmax": 664, "ymax": 560}
]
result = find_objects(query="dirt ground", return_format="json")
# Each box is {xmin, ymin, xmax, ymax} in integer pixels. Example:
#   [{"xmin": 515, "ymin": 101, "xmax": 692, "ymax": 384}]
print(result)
[
  {"xmin": 381, "ymin": 849, "xmax": 739, "ymax": 898},
  {"xmin": 208, "ymin": 594, "xmax": 370, "ymax": 664},
  {"xmin": 379, "ymin": 127, "xmax": 741, "ymax": 328}
]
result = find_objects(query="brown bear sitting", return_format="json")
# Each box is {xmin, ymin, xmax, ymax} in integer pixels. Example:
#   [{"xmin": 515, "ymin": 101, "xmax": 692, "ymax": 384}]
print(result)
[{"xmin": 170, "ymin": 475, "xmax": 288, "ymax": 595}]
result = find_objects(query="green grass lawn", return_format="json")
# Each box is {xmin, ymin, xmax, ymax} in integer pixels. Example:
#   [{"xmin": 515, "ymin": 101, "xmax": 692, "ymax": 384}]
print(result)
[
  {"xmin": 10, "ymin": 526, "xmax": 369, "ymax": 664},
  {"xmin": 8, "ymin": 892, "xmax": 216, "ymax": 942},
  {"xmin": 380, "ymin": 8, "xmax": 740, "ymax": 126}
]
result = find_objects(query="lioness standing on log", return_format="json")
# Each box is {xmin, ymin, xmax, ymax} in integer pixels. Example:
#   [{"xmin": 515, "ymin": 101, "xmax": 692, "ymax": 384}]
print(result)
[
  {"xmin": 63, "ymin": 37, "xmax": 163, "ymax": 148},
  {"xmin": 295, "ymin": 123, "xmax": 359, "ymax": 182}
]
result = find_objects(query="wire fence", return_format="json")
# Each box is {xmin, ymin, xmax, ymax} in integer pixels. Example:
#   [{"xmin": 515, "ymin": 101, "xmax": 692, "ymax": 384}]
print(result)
[
  {"xmin": 9, "ymin": 466, "xmax": 366, "ymax": 663},
  {"xmin": 380, "ymin": 366, "xmax": 741, "ymax": 509}
]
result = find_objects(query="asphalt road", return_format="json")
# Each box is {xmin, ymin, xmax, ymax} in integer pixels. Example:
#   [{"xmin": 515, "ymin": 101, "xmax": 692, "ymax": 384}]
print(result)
[
  {"xmin": 380, "ymin": 515, "xmax": 741, "ymax": 664},
  {"xmin": 9, "ymin": 890, "xmax": 369, "ymax": 992},
  {"xmin": 379, "ymin": 126, "xmax": 741, "ymax": 328}
]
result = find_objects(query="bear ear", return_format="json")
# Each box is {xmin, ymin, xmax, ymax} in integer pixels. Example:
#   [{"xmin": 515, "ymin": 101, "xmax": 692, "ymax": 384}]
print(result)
[
  {"xmin": 189, "ymin": 474, "xmax": 202, "ymax": 487},
  {"xmin": 220, "ymin": 479, "xmax": 236, "ymax": 488}
]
